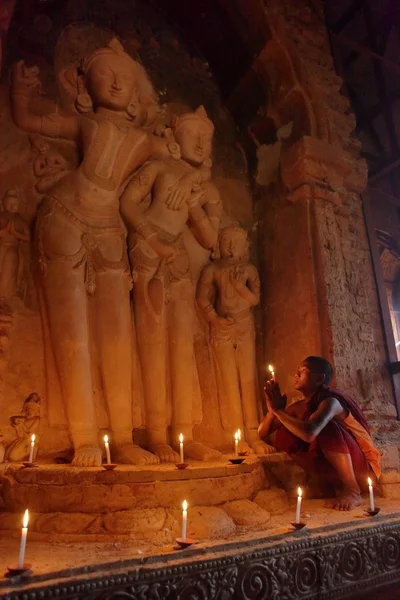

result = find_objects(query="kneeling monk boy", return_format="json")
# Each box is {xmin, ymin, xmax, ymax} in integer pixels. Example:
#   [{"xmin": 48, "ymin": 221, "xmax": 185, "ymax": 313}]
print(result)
[{"xmin": 258, "ymin": 356, "xmax": 381, "ymax": 510}]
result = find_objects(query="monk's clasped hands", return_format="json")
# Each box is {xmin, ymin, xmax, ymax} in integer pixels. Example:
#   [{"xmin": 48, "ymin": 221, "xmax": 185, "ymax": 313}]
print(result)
[{"xmin": 264, "ymin": 379, "xmax": 287, "ymax": 413}]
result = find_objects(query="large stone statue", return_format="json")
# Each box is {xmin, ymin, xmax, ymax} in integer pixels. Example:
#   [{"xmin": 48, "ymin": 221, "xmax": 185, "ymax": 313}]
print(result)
[
  {"xmin": 10, "ymin": 39, "xmax": 166, "ymax": 466},
  {"xmin": 196, "ymin": 225, "xmax": 275, "ymax": 455},
  {"xmin": 6, "ymin": 392, "xmax": 41, "ymax": 462},
  {"xmin": 0, "ymin": 189, "xmax": 30, "ymax": 314},
  {"xmin": 121, "ymin": 107, "xmax": 222, "ymax": 462}
]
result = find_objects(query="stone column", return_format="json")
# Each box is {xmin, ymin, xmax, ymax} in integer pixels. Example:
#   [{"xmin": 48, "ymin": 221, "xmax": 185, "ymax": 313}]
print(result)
[{"xmin": 263, "ymin": 136, "xmax": 397, "ymax": 428}]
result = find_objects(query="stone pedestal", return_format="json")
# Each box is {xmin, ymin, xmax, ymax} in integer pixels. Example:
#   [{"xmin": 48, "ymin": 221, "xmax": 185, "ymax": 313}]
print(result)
[{"xmin": 0, "ymin": 458, "xmax": 273, "ymax": 538}]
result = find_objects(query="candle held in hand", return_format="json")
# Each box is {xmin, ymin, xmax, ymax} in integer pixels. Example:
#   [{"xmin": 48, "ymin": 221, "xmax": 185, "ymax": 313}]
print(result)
[
  {"xmin": 28, "ymin": 434, "xmax": 35, "ymax": 463},
  {"xmin": 104, "ymin": 435, "xmax": 111, "ymax": 465},
  {"xmin": 18, "ymin": 509, "xmax": 29, "ymax": 569},
  {"xmin": 179, "ymin": 433, "xmax": 184, "ymax": 463},
  {"xmin": 182, "ymin": 500, "xmax": 188, "ymax": 542},
  {"xmin": 368, "ymin": 477, "xmax": 375, "ymax": 512},
  {"xmin": 295, "ymin": 487, "xmax": 302, "ymax": 524},
  {"xmin": 268, "ymin": 364, "xmax": 275, "ymax": 380}
]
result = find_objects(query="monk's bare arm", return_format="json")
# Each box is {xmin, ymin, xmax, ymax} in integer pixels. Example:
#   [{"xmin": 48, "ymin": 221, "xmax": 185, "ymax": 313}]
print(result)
[
  {"xmin": 272, "ymin": 397, "xmax": 345, "ymax": 443},
  {"xmin": 258, "ymin": 400, "xmax": 303, "ymax": 439}
]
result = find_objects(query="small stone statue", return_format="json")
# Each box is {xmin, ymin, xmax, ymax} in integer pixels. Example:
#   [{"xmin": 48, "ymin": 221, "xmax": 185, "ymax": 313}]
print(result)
[
  {"xmin": 30, "ymin": 134, "xmax": 70, "ymax": 193},
  {"xmin": 0, "ymin": 189, "xmax": 30, "ymax": 313},
  {"xmin": 6, "ymin": 393, "xmax": 41, "ymax": 462},
  {"xmin": 196, "ymin": 225, "xmax": 275, "ymax": 455},
  {"xmin": 121, "ymin": 106, "xmax": 222, "ymax": 463}
]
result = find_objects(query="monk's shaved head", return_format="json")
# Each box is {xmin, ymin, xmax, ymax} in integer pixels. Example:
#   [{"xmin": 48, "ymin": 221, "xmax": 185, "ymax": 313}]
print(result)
[{"xmin": 303, "ymin": 356, "xmax": 333, "ymax": 385}]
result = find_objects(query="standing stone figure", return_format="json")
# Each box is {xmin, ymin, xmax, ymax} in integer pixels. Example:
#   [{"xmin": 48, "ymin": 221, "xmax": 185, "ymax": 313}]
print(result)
[
  {"xmin": 196, "ymin": 225, "xmax": 275, "ymax": 454},
  {"xmin": 121, "ymin": 107, "xmax": 222, "ymax": 462},
  {"xmin": 6, "ymin": 393, "xmax": 41, "ymax": 462},
  {"xmin": 10, "ymin": 39, "xmax": 165, "ymax": 466},
  {"xmin": 0, "ymin": 189, "xmax": 30, "ymax": 313}
]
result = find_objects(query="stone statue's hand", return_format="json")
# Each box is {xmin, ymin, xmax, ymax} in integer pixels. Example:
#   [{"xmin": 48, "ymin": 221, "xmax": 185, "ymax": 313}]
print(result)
[
  {"xmin": 214, "ymin": 315, "xmax": 234, "ymax": 328},
  {"xmin": 187, "ymin": 188, "xmax": 204, "ymax": 209},
  {"xmin": 166, "ymin": 182, "xmax": 191, "ymax": 211},
  {"xmin": 12, "ymin": 60, "xmax": 41, "ymax": 95},
  {"xmin": 150, "ymin": 237, "xmax": 177, "ymax": 262},
  {"xmin": 230, "ymin": 265, "xmax": 247, "ymax": 288}
]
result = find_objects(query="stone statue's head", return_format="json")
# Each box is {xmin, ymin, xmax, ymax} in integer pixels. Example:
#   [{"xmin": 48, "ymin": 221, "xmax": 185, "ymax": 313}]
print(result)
[
  {"xmin": 171, "ymin": 106, "xmax": 214, "ymax": 167},
  {"xmin": 76, "ymin": 38, "xmax": 156, "ymax": 123},
  {"xmin": 218, "ymin": 224, "xmax": 248, "ymax": 260},
  {"xmin": 23, "ymin": 393, "xmax": 41, "ymax": 418},
  {"xmin": 2, "ymin": 189, "xmax": 20, "ymax": 214}
]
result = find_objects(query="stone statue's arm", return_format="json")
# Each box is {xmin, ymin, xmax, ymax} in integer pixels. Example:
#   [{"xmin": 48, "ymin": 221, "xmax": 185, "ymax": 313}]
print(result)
[
  {"xmin": 121, "ymin": 162, "xmax": 161, "ymax": 233},
  {"xmin": 11, "ymin": 60, "xmax": 79, "ymax": 141},
  {"xmin": 121, "ymin": 162, "xmax": 177, "ymax": 261},
  {"xmin": 230, "ymin": 264, "xmax": 260, "ymax": 307},
  {"xmin": 196, "ymin": 266, "xmax": 218, "ymax": 322},
  {"xmin": 12, "ymin": 218, "xmax": 30, "ymax": 243},
  {"xmin": 188, "ymin": 184, "xmax": 221, "ymax": 250}
]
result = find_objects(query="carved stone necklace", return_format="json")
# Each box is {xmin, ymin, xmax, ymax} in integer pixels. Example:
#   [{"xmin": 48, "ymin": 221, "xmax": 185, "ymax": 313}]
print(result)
[{"xmin": 92, "ymin": 110, "xmax": 134, "ymax": 134}]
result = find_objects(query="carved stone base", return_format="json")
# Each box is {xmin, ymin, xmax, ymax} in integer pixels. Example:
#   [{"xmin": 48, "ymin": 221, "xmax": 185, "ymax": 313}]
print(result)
[
  {"xmin": 0, "ymin": 458, "xmax": 272, "ymax": 536},
  {"xmin": 1, "ymin": 511, "xmax": 400, "ymax": 599}
]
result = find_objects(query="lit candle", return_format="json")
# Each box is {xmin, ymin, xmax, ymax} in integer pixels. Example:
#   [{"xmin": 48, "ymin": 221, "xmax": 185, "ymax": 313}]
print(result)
[
  {"xmin": 368, "ymin": 477, "xmax": 375, "ymax": 511},
  {"xmin": 234, "ymin": 431, "xmax": 239, "ymax": 457},
  {"xmin": 268, "ymin": 364, "xmax": 275, "ymax": 380},
  {"xmin": 179, "ymin": 433, "xmax": 184, "ymax": 463},
  {"xmin": 28, "ymin": 434, "xmax": 35, "ymax": 463},
  {"xmin": 237, "ymin": 429, "xmax": 241, "ymax": 453},
  {"xmin": 295, "ymin": 487, "xmax": 302, "ymax": 523},
  {"xmin": 18, "ymin": 509, "xmax": 29, "ymax": 569},
  {"xmin": 104, "ymin": 435, "xmax": 111, "ymax": 464},
  {"xmin": 182, "ymin": 500, "xmax": 188, "ymax": 542}
]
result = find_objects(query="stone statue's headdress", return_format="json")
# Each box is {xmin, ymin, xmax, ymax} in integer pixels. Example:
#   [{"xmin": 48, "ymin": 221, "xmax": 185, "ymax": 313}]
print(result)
[
  {"xmin": 74, "ymin": 38, "xmax": 157, "ymax": 125},
  {"xmin": 171, "ymin": 105, "xmax": 214, "ymax": 134},
  {"xmin": 218, "ymin": 223, "xmax": 248, "ymax": 242},
  {"xmin": 81, "ymin": 38, "xmax": 138, "ymax": 76}
]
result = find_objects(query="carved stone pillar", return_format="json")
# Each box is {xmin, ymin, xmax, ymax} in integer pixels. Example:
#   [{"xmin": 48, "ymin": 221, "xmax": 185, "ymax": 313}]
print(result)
[{"xmin": 262, "ymin": 136, "xmax": 396, "ymax": 423}]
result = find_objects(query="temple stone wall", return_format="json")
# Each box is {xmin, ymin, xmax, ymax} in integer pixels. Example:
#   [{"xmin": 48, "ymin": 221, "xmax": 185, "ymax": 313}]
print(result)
[{"xmin": 0, "ymin": 0, "xmax": 398, "ymax": 466}]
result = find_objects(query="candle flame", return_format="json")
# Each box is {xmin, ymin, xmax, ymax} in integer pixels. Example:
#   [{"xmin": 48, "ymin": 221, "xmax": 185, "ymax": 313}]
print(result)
[
  {"xmin": 104, "ymin": 435, "xmax": 109, "ymax": 444},
  {"xmin": 182, "ymin": 500, "xmax": 188, "ymax": 511},
  {"xmin": 297, "ymin": 487, "xmax": 302, "ymax": 498},
  {"xmin": 237, "ymin": 429, "xmax": 241, "ymax": 440},
  {"xmin": 234, "ymin": 431, "xmax": 239, "ymax": 441},
  {"xmin": 268, "ymin": 365, "xmax": 274, "ymax": 374},
  {"xmin": 31, "ymin": 434, "xmax": 35, "ymax": 443},
  {"xmin": 22, "ymin": 509, "xmax": 29, "ymax": 528},
  {"xmin": 179, "ymin": 433, "xmax": 183, "ymax": 443},
  {"xmin": 368, "ymin": 477, "xmax": 372, "ymax": 487}
]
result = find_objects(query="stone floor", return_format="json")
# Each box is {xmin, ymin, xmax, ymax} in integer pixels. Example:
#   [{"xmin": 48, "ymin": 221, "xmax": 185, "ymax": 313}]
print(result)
[{"xmin": 1, "ymin": 497, "xmax": 399, "ymax": 598}]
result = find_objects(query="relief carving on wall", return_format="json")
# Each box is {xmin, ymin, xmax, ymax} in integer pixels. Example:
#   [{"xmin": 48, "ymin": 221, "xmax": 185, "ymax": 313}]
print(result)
[{"xmin": 3, "ymin": 30, "xmax": 266, "ymax": 466}]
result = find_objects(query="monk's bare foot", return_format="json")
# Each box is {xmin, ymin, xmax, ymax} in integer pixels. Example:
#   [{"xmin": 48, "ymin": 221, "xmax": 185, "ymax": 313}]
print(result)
[
  {"xmin": 250, "ymin": 440, "xmax": 277, "ymax": 455},
  {"xmin": 238, "ymin": 442, "xmax": 255, "ymax": 455},
  {"xmin": 185, "ymin": 441, "xmax": 222, "ymax": 461},
  {"xmin": 332, "ymin": 489, "xmax": 362, "ymax": 511},
  {"xmin": 148, "ymin": 443, "xmax": 180, "ymax": 464},
  {"xmin": 118, "ymin": 444, "xmax": 160, "ymax": 466},
  {"xmin": 72, "ymin": 446, "xmax": 102, "ymax": 467}
]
